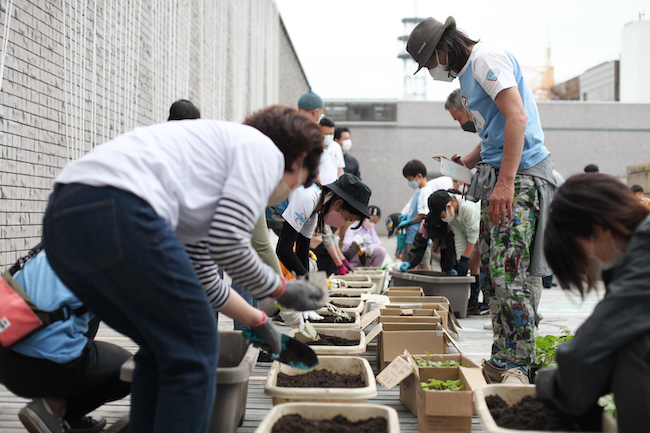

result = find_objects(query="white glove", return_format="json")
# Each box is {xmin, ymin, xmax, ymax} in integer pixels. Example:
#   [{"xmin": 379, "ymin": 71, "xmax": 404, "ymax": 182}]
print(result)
[
  {"xmin": 302, "ymin": 311, "xmax": 323, "ymax": 322},
  {"xmin": 279, "ymin": 309, "xmax": 304, "ymax": 331},
  {"xmin": 353, "ymin": 234, "xmax": 364, "ymax": 245},
  {"xmin": 391, "ymin": 259, "xmax": 403, "ymax": 272},
  {"xmin": 279, "ymin": 309, "xmax": 323, "ymax": 332},
  {"xmin": 362, "ymin": 234, "xmax": 372, "ymax": 245}
]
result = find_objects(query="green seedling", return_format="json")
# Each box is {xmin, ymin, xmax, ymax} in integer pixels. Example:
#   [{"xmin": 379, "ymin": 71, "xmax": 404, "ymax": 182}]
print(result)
[
  {"xmin": 411, "ymin": 354, "xmax": 460, "ymax": 368},
  {"xmin": 420, "ymin": 378, "xmax": 464, "ymax": 391},
  {"xmin": 534, "ymin": 327, "xmax": 574, "ymax": 369}
]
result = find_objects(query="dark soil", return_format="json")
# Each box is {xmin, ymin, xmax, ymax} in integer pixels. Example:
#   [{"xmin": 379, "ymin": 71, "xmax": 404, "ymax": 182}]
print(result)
[
  {"xmin": 330, "ymin": 301, "xmax": 356, "ymax": 308},
  {"xmin": 277, "ymin": 369, "xmax": 365, "ymax": 388},
  {"xmin": 329, "ymin": 294, "xmax": 356, "ymax": 298},
  {"xmin": 271, "ymin": 414, "xmax": 387, "ymax": 433},
  {"xmin": 312, "ymin": 315, "xmax": 355, "ymax": 324},
  {"xmin": 486, "ymin": 395, "xmax": 600, "ymax": 431},
  {"xmin": 308, "ymin": 334, "xmax": 360, "ymax": 346}
]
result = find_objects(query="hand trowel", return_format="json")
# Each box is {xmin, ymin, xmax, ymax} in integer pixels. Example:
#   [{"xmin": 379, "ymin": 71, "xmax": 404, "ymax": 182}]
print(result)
[{"xmin": 242, "ymin": 329, "xmax": 318, "ymax": 369}]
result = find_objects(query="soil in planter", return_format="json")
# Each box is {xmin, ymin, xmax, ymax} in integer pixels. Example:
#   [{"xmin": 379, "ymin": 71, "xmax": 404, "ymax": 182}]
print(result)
[
  {"xmin": 277, "ymin": 369, "xmax": 365, "ymax": 388},
  {"xmin": 312, "ymin": 315, "xmax": 355, "ymax": 324},
  {"xmin": 329, "ymin": 294, "xmax": 357, "ymax": 298},
  {"xmin": 486, "ymin": 395, "xmax": 602, "ymax": 431},
  {"xmin": 271, "ymin": 414, "xmax": 387, "ymax": 433},
  {"xmin": 308, "ymin": 334, "xmax": 360, "ymax": 346},
  {"xmin": 330, "ymin": 301, "xmax": 356, "ymax": 308}
]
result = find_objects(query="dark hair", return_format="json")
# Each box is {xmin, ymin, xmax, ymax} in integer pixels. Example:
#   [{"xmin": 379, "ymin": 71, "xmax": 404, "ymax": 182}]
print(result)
[
  {"xmin": 584, "ymin": 164, "xmax": 599, "ymax": 173},
  {"xmin": 319, "ymin": 117, "xmax": 335, "ymax": 128},
  {"xmin": 369, "ymin": 205, "xmax": 381, "ymax": 217},
  {"xmin": 168, "ymin": 99, "xmax": 201, "ymax": 120},
  {"xmin": 631, "ymin": 184, "xmax": 644, "ymax": 194},
  {"xmin": 435, "ymin": 27, "xmax": 479, "ymax": 74},
  {"xmin": 544, "ymin": 173, "xmax": 649, "ymax": 295},
  {"xmin": 444, "ymin": 89, "xmax": 464, "ymax": 112},
  {"xmin": 402, "ymin": 159, "xmax": 427, "ymax": 178},
  {"xmin": 334, "ymin": 126, "xmax": 350, "ymax": 141},
  {"xmin": 243, "ymin": 105, "xmax": 323, "ymax": 186}
]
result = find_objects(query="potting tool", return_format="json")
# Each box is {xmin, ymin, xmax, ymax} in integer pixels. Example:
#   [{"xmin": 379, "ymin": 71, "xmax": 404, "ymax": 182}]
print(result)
[{"xmin": 242, "ymin": 329, "xmax": 319, "ymax": 369}]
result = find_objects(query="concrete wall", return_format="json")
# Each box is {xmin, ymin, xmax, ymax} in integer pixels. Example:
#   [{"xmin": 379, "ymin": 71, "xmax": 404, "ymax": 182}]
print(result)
[
  {"xmin": 336, "ymin": 100, "xmax": 650, "ymax": 235},
  {"xmin": 0, "ymin": 0, "xmax": 308, "ymax": 266}
]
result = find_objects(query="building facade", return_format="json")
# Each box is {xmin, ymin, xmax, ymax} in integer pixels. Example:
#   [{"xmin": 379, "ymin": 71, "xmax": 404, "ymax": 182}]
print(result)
[
  {"xmin": 620, "ymin": 17, "xmax": 650, "ymax": 103},
  {"xmin": 324, "ymin": 99, "xmax": 650, "ymax": 236},
  {"xmin": 0, "ymin": 0, "xmax": 309, "ymax": 266}
]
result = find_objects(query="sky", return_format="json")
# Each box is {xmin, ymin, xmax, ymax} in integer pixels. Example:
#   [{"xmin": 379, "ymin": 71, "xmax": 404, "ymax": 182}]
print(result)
[{"xmin": 275, "ymin": 0, "xmax": 650, "ymax": 101}]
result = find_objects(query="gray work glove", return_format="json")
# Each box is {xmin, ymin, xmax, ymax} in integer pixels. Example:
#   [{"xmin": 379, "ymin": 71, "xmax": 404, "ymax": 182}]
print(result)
[
  {"xmin": 250, "ymin": 317, "xmax": 283, "ymax": 355},
  {"xmin": 277, "ymin": 279, "xmax": 328, "ymax": 311}
]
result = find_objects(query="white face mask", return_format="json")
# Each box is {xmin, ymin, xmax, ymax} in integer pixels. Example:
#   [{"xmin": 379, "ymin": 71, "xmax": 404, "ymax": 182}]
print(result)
[
  {"xmin": 441, "ymin": 204, "xmax": 455, "ymax": 223},
  {"xmin": 323, "ymin": 134, "xmax": 334, "ymax": 146},
  {"xmin": 429, "ymin": 50, "xmax": 457, "ymax": 82},
  {"xmin": 268, "ymin": 181, "xmax": 293, "ymax": 206},
  {"xmin": 341, "ymin": 139, "xmax": 352, "ymax": 152},
  {"xmin": 408, "ymin": 180, "xmax": 419, "ymax": 190},
  {"xmin": 362, "ymin": 219, "xmax": 375, "ymax": 230},
  {"xmin": 268, "ymin": 163, "xmax": 305, "ymax": 206}
]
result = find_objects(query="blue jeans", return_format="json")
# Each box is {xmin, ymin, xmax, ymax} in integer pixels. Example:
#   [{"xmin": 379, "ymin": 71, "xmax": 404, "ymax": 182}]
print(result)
[
  {"xmin": 43, "ymin": 184, "xmax": 218, "ymax": 433},
  {"xmin": 232, "ymin": 281, "xmax": 258, "ymax": 331}
]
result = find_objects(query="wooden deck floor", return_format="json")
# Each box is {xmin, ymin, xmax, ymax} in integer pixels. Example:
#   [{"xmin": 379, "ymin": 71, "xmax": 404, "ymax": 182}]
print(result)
[{"xmin": 0, "ymin": 285, "xmax": 601, "ymax": 432}]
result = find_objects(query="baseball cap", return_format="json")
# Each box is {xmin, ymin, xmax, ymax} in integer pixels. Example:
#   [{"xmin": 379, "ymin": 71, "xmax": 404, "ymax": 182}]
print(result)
[
  {"xmin": 406, "ymin": 16, "xmax": 456, "ymax": 75},
  {"xmin": 385, "ymin": 213, "xmax": 400, "ymax": 238},
  {"xmin": 427, "ymin": 190, "xmax": 452, "ymax": 227}
]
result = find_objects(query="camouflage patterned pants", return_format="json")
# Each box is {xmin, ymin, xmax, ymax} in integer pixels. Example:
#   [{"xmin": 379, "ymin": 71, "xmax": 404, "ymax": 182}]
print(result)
[{"xmin": 479, "ymin": 175, "xmax": 539, "ymax": 367}]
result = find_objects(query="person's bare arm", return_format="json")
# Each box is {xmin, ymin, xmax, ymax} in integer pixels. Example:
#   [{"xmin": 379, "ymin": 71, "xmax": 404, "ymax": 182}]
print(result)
[
  {"xmin": 451, "ymin": 142, "xmax": 482, "ymax": 170},
  {"xmin": 489, "ymin": 87, "xmax": 527, "ymax": 226}
]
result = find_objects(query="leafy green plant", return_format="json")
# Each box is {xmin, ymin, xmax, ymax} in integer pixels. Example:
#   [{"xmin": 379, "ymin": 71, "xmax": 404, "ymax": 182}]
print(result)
[
  {"xmin": 598, "ymin": 394, "xmax": 616, "ymax": 418},
  {"xmin": 420, "ymin": 378, "xmax": 464, "ymax": 391},
  {"xmin": 534, "ymin": 327, "xmax": 574, "ymax": 369},
  {"xmin": 412, "ymin": 353, "xmax": 460, "ymax": 368}
]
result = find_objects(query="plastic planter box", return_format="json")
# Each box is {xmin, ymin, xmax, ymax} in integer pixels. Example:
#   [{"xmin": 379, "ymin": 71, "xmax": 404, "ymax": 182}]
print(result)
[
  {"xmin": 289, "ymin": 328, "xmax": 367, "ymax": 356},
  {"xmin": 389, "ymin": 270, "xmax": 474, "ymax": 318},
  {"xmin": 209, "ymin": 331, "xmax": 260, "ymax": 433},
  {"xmin": 354, "ymin": 268, "xmax": 389, "ymax": 293},
  {"xmin": 474, "ymin": 384, "xmax": 618, "ymax": 433},
  {"xmin": 254, "ymin": 402, "xmax": 400, "ymax": 433},
  {"xmin": 317, "ymin": 298, "xmax": 364, "ymax": 314},
  {"xmin": 328, "ymin": 288, "xmax": 373, "ymax": 298},
  {"xmin": 118, "ymin": 331, "xmax": 259, "ymax": 433},
  {"xmin": 310, "ymin": 311, "xmax": 360, "ymax": 330},
  {"xmin": 265, "ymin": 355, "xmax": 377, "ymax": 404},
  {"xmin": 334, "ymin": 275, "xmax": 372, "ymax": 283}
]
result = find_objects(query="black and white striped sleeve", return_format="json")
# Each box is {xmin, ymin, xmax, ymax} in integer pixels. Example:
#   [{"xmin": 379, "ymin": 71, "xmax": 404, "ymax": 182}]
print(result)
[
  {"xmin": 185, "ymin": 241, "xmax": 230, "ymax": 311},
  {"xmin": 207, "ymin": 195, "xmax": 281, "ymax": 302}
]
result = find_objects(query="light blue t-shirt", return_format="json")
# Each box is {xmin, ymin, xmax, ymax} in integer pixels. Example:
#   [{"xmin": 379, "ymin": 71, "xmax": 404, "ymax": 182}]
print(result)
[
  {"xmin": 11, "ymin": 251, "xmax": 93, "ymax": 364},
  {"xmin": 458, "ymin": 43, "xmax": 548, "ymax": 170}
]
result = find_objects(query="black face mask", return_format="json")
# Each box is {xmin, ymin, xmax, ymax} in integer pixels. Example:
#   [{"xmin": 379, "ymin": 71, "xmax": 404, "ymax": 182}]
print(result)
[{"xmin": 461, "ymin": 121, "xmax": 477, "ymax": 133}]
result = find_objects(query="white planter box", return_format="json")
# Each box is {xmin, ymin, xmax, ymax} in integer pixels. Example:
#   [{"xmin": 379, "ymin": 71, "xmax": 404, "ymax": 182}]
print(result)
[
  {"xmin": 310, "ymin": 311, "xmax": 360, "ymax": 330},
  {"xmin": 289, "ymin": 328, "xmax": 367, "ymax": 356},
  {"xmin": 474, "ymin": 384, "xmax": 618, "ymax": 433},
  {"xmin": 254, "ymin": 402, "xmax": 400, "ymax": 433},
  {"xmin": 317, "ymin": 298, "xmax": 365, "ymax": 315},
  {"xmin": 329, "ymin": 288, "xmax": 373, "ymax": 298},
  {"xmin": 265, "ymin": 355, "xmax": 377, "ymax": 405}
]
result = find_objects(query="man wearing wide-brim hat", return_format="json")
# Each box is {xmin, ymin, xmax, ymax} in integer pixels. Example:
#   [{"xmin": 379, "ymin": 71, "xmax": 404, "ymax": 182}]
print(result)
[{"xmin": 405, "ymin": 16, "xmax": 557, "ymax": 387}]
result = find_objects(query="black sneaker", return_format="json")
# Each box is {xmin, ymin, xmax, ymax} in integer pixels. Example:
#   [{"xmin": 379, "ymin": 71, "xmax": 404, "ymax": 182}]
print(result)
[{"xmin": 66, "ymin": 416, "xmax": 106, "ymax": 433}]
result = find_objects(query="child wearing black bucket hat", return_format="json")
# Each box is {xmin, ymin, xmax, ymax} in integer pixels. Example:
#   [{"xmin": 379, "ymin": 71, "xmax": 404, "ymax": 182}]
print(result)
[{"xmin": 276, "ymin": 173, "xmax": 372, "ymax": 278}]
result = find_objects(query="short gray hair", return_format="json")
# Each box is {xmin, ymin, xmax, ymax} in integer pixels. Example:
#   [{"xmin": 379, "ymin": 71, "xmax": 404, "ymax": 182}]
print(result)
[{"xmin": 444, "ymin": 89, "xmax": 464, "ymax": 112}]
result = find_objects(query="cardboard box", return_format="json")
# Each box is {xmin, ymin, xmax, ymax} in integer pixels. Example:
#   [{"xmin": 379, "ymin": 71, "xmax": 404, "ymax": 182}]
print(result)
[
  {"xmin": 383, "ymin": 303, "xmax": 453, "ymax": 334},
  {"xmin": 377, "ymin": 353, "xmax": 486, "ymax": 433},
  {"xmin": 376, "ymin": 325, "xmax": 448, "ymax": 370},
  {"xmin": 385, "ymin": 287, "xmax": 424, "ymax": 297},
  {"xmin": 399, "ymin": 354, "xmax": 481, "ymax": 416}
]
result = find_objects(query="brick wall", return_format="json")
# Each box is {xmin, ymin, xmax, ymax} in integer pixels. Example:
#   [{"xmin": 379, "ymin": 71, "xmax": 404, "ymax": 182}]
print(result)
[{"xmin": 0, "ymin": 0, "xmax": 307, "ymax": 266}]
